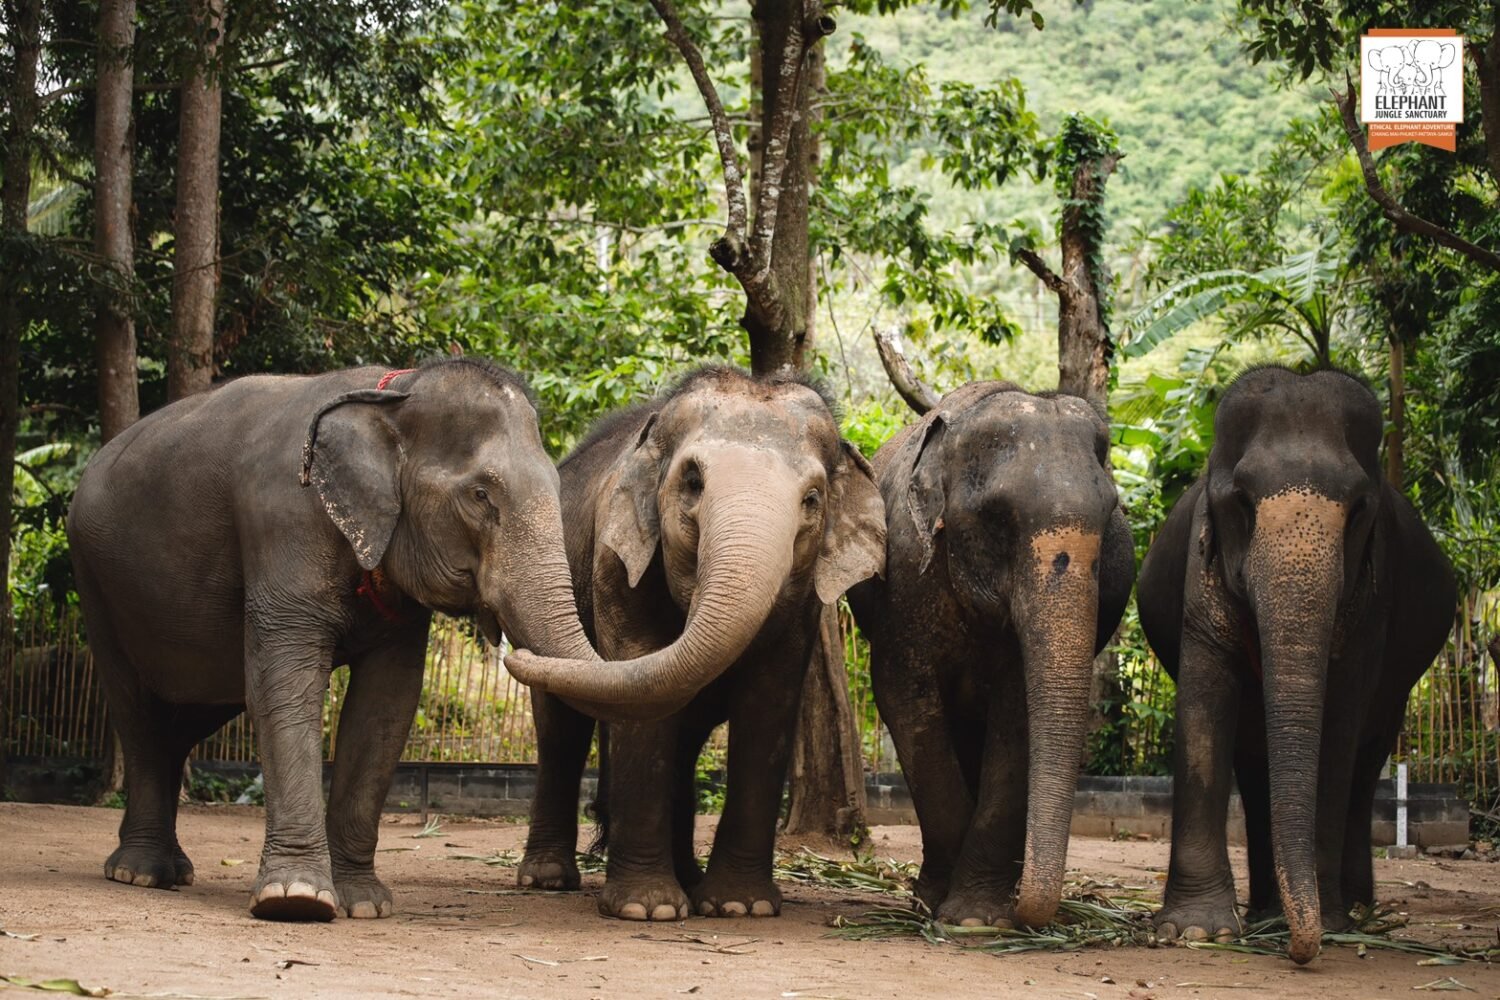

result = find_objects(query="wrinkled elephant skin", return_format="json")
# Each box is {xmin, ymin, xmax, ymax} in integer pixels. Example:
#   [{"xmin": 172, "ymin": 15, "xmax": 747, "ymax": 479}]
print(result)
[
  {"xmin": 1136, "ymin": 366, "xmax": 1456, "ymax": 964},
  {"xmin": 514, "ymin": 366, "xmax": 886, "ymax": 920},
  {"xmin": 67, "ymin": 359, "xmax": 602, "ymax": 921},
  {"xmin": 848, "ymin": 382, "xmax": 1135, "ymax": 931}
]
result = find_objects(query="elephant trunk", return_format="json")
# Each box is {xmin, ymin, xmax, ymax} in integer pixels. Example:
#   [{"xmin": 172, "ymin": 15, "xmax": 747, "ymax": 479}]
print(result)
[
  {"xmin": 505, "ymin": 464, "xmax": 799, "ymax": 714},
  {"xmin": 1012, "ymin": 526, "xmax": 1101, "ymax": 929},
  {"xmin": 1246, "ymin": 489, "xmax": 1346, "ymax": 965},
  {"xmin": 487, "ymin": 492, "xmax": 598, "ymax": 664}
]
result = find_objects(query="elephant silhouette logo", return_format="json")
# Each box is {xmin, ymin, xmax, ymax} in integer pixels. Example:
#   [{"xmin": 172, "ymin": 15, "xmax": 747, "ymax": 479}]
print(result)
[
  {"xmin": 1360, "ymin": 32, "xmax": 1464, "ymax": 130},
  {"xmin": 1367, "ymin": 40, "xmax": 1457, "ymax": 98}
]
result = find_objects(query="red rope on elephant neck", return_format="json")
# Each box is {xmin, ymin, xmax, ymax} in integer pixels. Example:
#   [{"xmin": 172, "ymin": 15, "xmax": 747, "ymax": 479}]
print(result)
[
  {"xmin": 377, "ymin": 368, "xmax": 417, "ymax": 390},
  {"xmin": 358, "ymin": 569, "xmax": 404, "ymax": 623}
]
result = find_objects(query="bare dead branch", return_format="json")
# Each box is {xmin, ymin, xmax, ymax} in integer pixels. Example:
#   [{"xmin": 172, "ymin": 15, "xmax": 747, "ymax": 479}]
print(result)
[
  {"xmin": 1333, "ymin": 82, "xmax": 1500, "ymax": 274},
  {"xmin": 873, "ymin": 327, "xmax": 940, "ymax": 416},
  {"xmin": 647, "ymin": 0, "xmax": 749, "ymax": 268}
]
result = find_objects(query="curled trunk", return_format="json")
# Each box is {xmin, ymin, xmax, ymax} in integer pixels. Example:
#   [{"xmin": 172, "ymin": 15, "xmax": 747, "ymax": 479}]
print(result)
[
  {"xmin": 506, "ymin": 481, "xmax": 798, "ymax": 714},
  {"xmin": 1013, "ymin": 527, "xmax": 1100, "ymax": 928},
  {"xmin": 1246, "ymin": 491, "xmax": 1345, "ymax": 965}
]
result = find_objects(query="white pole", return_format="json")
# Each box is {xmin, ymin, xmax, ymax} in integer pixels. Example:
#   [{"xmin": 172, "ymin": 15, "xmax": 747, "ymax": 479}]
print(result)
[{"xmin": 1396, "ymin": 761, "xmax": 1409, "ymax": 849}]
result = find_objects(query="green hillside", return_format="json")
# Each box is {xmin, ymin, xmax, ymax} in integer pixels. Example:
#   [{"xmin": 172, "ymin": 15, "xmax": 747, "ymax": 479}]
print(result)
[{"xmin": 841, "ymin": 0, "xmax": 1321, "ymax": 235}]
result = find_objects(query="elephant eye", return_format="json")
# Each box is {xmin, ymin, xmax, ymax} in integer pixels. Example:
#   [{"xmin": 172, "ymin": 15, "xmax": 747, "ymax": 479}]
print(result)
[
  {"xmin": 803, "ymin": 488, "xmax": 821, "ymax": 510},
  {"xmin": 682, "ymin": 461, "xmax": 704, "ymax": 496},
  {"xmin": 473, "ymin": 486, "xmax": 490, "ymax": 503}
]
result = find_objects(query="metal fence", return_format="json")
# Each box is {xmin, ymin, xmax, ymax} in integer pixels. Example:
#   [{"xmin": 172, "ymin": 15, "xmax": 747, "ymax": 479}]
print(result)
[{"xmin": 3, "ymin": 600, "xmax": 1497, "ymax": 809}]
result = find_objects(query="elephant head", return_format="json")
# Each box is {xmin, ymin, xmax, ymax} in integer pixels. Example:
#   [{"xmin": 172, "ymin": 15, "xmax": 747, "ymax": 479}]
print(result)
[
  {"xmin": 301, "ymin": 358, "xmax": 598, "ymax": 667},
  {"xmin": 506, "ymin": 366, "xmax": 885, "ymax": 710},
  {"xmin": 1203, "ymin": 366, "xmax": 1385, "ymax": 963},
  {"xmin": 1408, "ymin": 39, "xmax": 1457, "ymax": 87},
  {"xmin": 1367, "ymin": 43, "xmax": 1410, "ymax": 90},
  {"xmin": 905, "ymin": 383, "xmax": 1123, "ymax": 928}
]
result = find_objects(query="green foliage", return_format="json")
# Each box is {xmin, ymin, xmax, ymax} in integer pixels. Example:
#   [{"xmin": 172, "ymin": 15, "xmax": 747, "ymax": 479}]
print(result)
[{"xmin": 187, "ymin": 769, "xmax": 264, "ymax": 805}]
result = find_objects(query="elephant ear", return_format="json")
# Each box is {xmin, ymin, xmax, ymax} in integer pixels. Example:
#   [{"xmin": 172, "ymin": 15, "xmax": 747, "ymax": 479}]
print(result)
[
  {"xmin": 1204, "ymin": 466, "xmax": 1252, "ymax": 598},
  {"xmin": 906, "ymin": 412, "xmax": 948, "ymax": 575},
  {"xmin": 814, "ymin": 440, "xmax": 887, "ymax": 605},
  {"xmin": 300, "ymin": 388, "xmax": 409, "ymax": 571},
  {"xmin": 599, "ymin": 414, "xmax": 662, "ymax": 589}
]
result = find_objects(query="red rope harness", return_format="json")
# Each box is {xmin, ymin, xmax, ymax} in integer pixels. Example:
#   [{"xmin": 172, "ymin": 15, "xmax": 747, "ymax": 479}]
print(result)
[
  {"xmin": 357, "ymin": 367, "xmax": 416, "ymax": 622},
  {"xmin": 376, "ymin": 367, "xmax": 417, "ymax": 390}
]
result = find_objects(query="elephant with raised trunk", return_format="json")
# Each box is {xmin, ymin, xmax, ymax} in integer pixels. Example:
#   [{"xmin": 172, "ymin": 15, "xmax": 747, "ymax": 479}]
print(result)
[
  {"xmin": 67, "ymin": 358, "xmax": 616, "ymax": 921},
  {"xmin": 1138, "ymin": 366, "xmax": 1455, "ymax": 964},
  {"xmin": 847, "ymin": 382, "xmax": 1134, "ymax": 930},
  {"xmin": 506, "ymin": 366, "xmax": 885, "ymax": 921}
]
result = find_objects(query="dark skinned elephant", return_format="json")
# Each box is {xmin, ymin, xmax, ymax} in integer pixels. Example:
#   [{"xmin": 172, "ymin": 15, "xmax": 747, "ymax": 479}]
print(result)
[
  {"xmin": 504, "ymin": 366, "xmax": 886, "ymax": 921},
  {"xmin": 66, "ymin": 359, "xmax": 618, "ymax": 922},
  {"xmin": 1137, "ymin": 366, "xmax": 1455, "ymax": 964},
  {"xmin": 846, "ymin": 382, "xmax": 1134, "ymax": 929}
]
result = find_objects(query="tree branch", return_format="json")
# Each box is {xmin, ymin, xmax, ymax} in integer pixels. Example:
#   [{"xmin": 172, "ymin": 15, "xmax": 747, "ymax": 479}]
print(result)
[
  {"xmin": 1015, "ymin": 246, "xmax": 1067, "ymax": 296},
  {"xmin": 873, "ymin": 327, "xmax": 940, "ymax": 416},
  {"xmin": 646, "ymin": 0, "xmax": 749, "ymax": 268},
  {"xmin": 1333, "ymin": 82, "xmax": 1500, "ymax": 274}
]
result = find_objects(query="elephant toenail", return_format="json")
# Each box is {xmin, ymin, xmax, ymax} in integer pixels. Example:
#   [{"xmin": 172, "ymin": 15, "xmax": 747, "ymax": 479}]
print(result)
[
  {"xmin": 1214, "ymin": 928, "xmax": 1234, "ymax": 943},
  {"xmin": 286, "ymin": 881, "xmax": 318, "ymax": 899},
  {"xmin": 520, "ymin": 875, "xmax": 534, "ymax": 886},
  {"xmin": 1183, "ymin": 926, "xmax": 1209, "ymax": 942},
  {"xmin": 379, "ymin": 900, "xmax": 392, "ymax": 918},
  {"xmin": 750, "ymin": 901, "xmax": 775, "ymax": 917},
  {"xmin": 650, "ymin": 904, "xmax": 679, "ymax": 921},
  {"xmin": 699, "ymin": 901, "xmax": 716, "ymax": 916},
  {"xmin": 1157, "ymin": 921, "xmax": 1178, "ymax": 939},
  {"xmin": 618, "ymin": 903, "xmax": 648, "ymax": 920},
  {"xmin": 350, "ymin": 901, "xmax": 377, "ymax": 919},
  {"xmin": 992, "ymin": 917, "xmax": 1014, "ymax": 929},
  {"xmin": 677, "ymin": 905, "xmax": 689, "ymax": 920},
  {"xmin": 959, "ymin": 917, "xmax": 984, "ymax": 927},
  {"xmin": 721, "ymin": 901, "xmax": 747, "ymax": 916}
]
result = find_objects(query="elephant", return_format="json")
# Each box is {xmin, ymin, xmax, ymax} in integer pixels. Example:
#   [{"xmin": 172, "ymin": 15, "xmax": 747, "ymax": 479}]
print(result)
[
  {"xmin": 1137, "ymin": 366, "xmax": 1455, "ymax": 964},
  {"xmin": 502, "ymin": 366, "xmax": 886, "ymax": 921},
  {"xmin": 66, "ymin": 358, "xmax": 615, "ymax": 922},
  {"xmin": 846, "ymin": 381, "xmax": 1135, "ymax": 930}
]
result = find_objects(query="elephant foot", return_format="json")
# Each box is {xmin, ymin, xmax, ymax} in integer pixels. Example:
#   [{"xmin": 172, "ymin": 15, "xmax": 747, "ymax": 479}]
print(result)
[
  {"xmin": 913, "ymin": 867, "xmax": 950, "ymax": 914},
  {"xmin": 690, "ymin": 871, "xmax": 781, "ymax": 918},
  {"xmin": 1154, "ymin": 890, "xmax": 1242, "ymax": 944},
  {"xmin": 598, "ymin": 873, "xmax": 689, "ymax": 922},
  {"xmin": 105, "ymin": 841, "xmax": 187, "ymax": 890},
  {"xmin": 250, "ymin": 864, "xmax": 338, "ymax": 922},
  {"xmin": 1321, "ymin": 903, "xmax": 1354, "ymax": 933},
  {"xmin": 935, "ymin": 885, "xmax": 1017, "ymax": 928},
  {"xmin": 333, "ymin": 867, "xmax": 394, "ymax": 918},
  {"xmin": 517, "ymin": 848, "xmax": 580, "ymax": 891}
]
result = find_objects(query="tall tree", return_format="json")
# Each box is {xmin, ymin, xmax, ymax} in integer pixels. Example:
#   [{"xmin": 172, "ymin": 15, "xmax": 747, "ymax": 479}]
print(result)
[
  {"xmin": 166, "ymin": 0, "xmax": 225, "ymax": 401},
  {"xmin": 0, "ymin": 0, "xmax": 44, "ymax": 795},
  {"xmin": 648, "ymin": 0, "xmax": 869, "ymax": 841},
  {"xmin": 94, "ymin": 0, "xmax": 139, "ymax": 442}
]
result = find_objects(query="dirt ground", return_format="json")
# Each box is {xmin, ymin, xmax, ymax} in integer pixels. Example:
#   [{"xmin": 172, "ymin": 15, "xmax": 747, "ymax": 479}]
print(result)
[{"xmin": 1, "ymin": 804, "xmax": 1497, "ymax": 999}]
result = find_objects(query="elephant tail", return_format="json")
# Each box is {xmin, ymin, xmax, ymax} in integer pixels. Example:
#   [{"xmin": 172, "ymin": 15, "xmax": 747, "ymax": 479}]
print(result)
[{"xmin": 586, "ymin": 722, "xmax": 611, "ymax": 855}]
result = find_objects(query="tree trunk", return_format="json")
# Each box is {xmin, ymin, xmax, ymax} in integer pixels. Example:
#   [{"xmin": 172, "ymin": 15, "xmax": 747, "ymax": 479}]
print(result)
[
  {"xmin": 1054, "ymin": 153, "xmax": 1119, "ymax": 413},
  {"xmin": 742, "ymin": 0, "xmax": 815, "ymax": 376},
  {"xmin": 1386, "ymin": 335, "xmax": 1405, "ymax": 490},
  {"xmin": 166, "ymin": 0, "xmax": 225, "ymax": 402},
  {"xmin": 784, "ymin": 604, "xmax": 868, "ymax": 843},
  {"xmin": 0, "ymin": 0, "xmax": 43, "ymax": 797},
  {"xmin": 95, "ymin": 0, "xmax": 141, "ymax": 443}
]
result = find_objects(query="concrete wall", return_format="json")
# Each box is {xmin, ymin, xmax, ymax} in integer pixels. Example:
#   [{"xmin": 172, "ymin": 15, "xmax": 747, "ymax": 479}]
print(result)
[{"xmin": 8, "ymin": 757, "xmax": 1469, "ymax": 847}]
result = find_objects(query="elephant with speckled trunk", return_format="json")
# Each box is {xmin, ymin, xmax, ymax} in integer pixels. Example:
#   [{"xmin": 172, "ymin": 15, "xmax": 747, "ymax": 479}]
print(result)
[
  {"xmin": 847, "ymin": 382, "xmax": 1134, "ymax": 930},
  {"xmin": 66, "ymin": 358, "xmax": 652, "ymax": 922},
  {"xmin": 505, "ymin": 366, "xmax": 885, "ymax": 921},
  {"xmin": 1137, "ymin": 366, "xmax": 1455, "ymax": 964}
]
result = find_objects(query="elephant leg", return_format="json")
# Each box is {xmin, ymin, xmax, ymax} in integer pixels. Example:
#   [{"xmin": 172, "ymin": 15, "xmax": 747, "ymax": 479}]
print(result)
[
  {"xmin": 672, "ymin": 718, "xmax": 716, "ymax": 891},
  {"xmin": 1314, "ymin": 642, "xmax": 1380, "ymax": 930},
  {"xmin": 599, "ymin": 717, "xmax": 689, "ymax": 921},
  {"xmin": 939, "ymin": 660, "xmax": 1027, "ymax": 927},
  {"xmin": 1340, "ymin": 742, "xmax": 1384, "ymax": 911},
  {"xmin": 520, "ymin": 693, "xmax": 595, "ymax": 891},
  {"xmin": 325, "ymin": 624, "xmax": 428, "ymax": 918},
  {"xmin": 1233, "ymin": 690, "xmax": 1277, "ymax": 917},
  {"xmin": 691, "ymin": 657, "xmax": 802, "ymax": 919},
  {"xmin": 1155, "ymin": 633, "xmax": 1242, "ymax": 943},
  {"xmin": 243, "ymin": 615, "xmax": 338, "ymax": 921},
  {"xmin": 871, "ymin": 645, "xmax": 975, "ymax": 912}
]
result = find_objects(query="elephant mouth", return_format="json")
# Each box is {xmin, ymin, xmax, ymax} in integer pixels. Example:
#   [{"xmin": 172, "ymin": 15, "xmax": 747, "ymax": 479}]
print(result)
[{"xmin": 475, "ymin": 606, "xmax": 505, "ymax": 646}]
